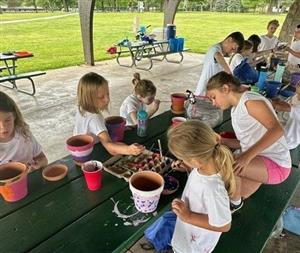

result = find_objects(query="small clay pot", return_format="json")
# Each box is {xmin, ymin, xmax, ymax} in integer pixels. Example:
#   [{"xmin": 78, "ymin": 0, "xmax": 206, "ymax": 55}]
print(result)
[
  {"xmin": 42, "ymin": 164, "xmax": 68, "ymax": 182},
  {"xmin": 171, "ymin": 93, "xmax": 186, "ymax": 112}
]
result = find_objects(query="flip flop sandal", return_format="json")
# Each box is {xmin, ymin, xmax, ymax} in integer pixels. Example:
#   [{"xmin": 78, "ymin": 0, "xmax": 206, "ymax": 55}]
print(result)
[{"xmin": 140, "ymin": 242, "xmax": 154, "ymax": 250}]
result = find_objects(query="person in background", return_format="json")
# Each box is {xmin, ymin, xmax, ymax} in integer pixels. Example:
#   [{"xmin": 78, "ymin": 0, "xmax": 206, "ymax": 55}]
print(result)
[
  {"xmin": 258, "ymin": 19, "xmax": 280, "ymax": 51},
  {"xmin": 0, "ymin": 91, "xmax": 48, "ymax": 171},
  {"xmin": 168, "ymin": 120, "xmax": 234, "ymax": 253},
  {"xmin": 195, "ymin": 31, "xmax": 244, "ymax": 96},
  {"xmin": 120, "ymin": 73, "xmax": 160, "ymax": 126},
  {"xmin": 286, "ymin": 24, "xmax": 300, "ymax": 67},
  {"xmin": 206, "ymin": 72, "xmax": 291, "ymax": 213},
  {"xmin": 229, "ymin": 40, "xmax": 253, "ymax": 72},
  {"xmin": 74, "ymin": 72, "xmax": 144, "ymax": 156}
]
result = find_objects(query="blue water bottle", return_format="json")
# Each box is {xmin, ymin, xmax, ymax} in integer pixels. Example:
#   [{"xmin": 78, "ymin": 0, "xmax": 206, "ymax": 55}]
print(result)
[
  {"xmin": 137, "ymin": 110, "xmax": 148, "ymax": 137},
  {"xmin": 256, "ymin": 66, "xmax": 267, "ymax": 91}
]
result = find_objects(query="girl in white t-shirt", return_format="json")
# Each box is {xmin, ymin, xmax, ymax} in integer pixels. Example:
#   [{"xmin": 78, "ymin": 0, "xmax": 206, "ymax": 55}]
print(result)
[
  {"xmin": 258, "ymin": 19, "xmax": 280, "ymax": 51},
  {"xmin": 0, "ymin": 91, "xmax": 48, "ymax": 171},
  {"xmin": 229, "ymin": 40, "xmax": 253, "ymax": 72},
  {"xmin": 74, "ymin": 72, "xmax": 144, "ymax": 156},
  {"xmin": 206, "ymin": 72, "xmax": 291, "ymax": 212},
  {"xmin": 120, "ymin": 73, "xmax": 160, "ymax": 126},
  {"xmin": 286, "ymin": 25, "xmax": 300, "ymax": 66},
  {"xmin": 168, "ymin": 120, "xmax": 234, "ymax": 253}
]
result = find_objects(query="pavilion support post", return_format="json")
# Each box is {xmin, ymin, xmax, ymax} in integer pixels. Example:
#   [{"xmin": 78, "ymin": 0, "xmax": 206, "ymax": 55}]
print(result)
[
  {"xmin": 163, "ymin": 0, "xmax": 182, "ymax": 28},
  {"xmin": 279, "ymin": 0, "xmax": 300, "ymax": 44},
  {"xmin": 79, "ymin": 0, "xmax": 96, "ymax": 66}
]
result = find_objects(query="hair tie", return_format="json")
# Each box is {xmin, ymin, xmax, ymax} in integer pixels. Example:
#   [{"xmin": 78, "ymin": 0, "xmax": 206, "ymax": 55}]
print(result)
[{"xmin": 215, "ymin": 143, "xmax": 221, "ymax": 150}]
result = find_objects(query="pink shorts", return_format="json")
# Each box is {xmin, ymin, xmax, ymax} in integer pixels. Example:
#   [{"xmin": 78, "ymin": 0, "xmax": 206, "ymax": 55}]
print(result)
[{"xmin": 261, "ymin": 156, "xmax": 291, "ymax": 184}]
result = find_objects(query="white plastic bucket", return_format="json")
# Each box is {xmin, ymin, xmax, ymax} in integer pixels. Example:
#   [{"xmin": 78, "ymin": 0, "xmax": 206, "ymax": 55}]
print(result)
[{"xmin": 129, "ymin": 171, "xmax": 164, "ymax": 213}]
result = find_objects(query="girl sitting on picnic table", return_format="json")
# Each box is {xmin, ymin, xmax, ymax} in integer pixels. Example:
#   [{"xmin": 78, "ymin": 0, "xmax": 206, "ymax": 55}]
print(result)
[
  {"xmin": 271, "ymin": 81, "xmax": 300, "ymax": 149},
  {"xmin": 258, "ymin": 19, "xmax": 280, "ymax": 51},
  {"xmin": 168, "ymin": 120, "xmax": 234, "ymax": 253},
  {"xmin": 195, "ymin": 31, "xmax": 244, "ymax": 96},
  {"xmin": 74, "ymin": 72, "xmax": 144, "ymax": 156},
  {"xmin": 206, "ymin": 72, "xmax": 291, "ymax": 212},
  {"xmin": 0, "ymin": 91, "xmax": 48, "ymax": 171},
  {"xmin": 120, "ymin": 73, "xmax": 160, "ymax": 126}
]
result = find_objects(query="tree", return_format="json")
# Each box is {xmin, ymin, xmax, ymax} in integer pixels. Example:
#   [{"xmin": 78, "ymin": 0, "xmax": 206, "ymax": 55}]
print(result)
[
  {"xmin": 163, "ymin": 0, "xmax": 181, "ymax": 27},
  {"xmin": 279, "ymin": 0, "xmax": 300, "ymax": 43}
]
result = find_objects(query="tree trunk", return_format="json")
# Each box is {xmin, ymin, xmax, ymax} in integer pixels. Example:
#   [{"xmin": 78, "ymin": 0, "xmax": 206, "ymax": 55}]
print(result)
[
  {"xmin": 79, "ymin": 0, "xmax": 95, "ymax": 65},
  {"xmin": 163, "ymin": 0, "xmax": 182, "ymax": 27},
  {"xmin": 279, "ymin": 0, "xmax": 300, "ymax": 44},
  {"xmin": 63, "ymin": 0, "xmax": 69, "ymax": 12}
]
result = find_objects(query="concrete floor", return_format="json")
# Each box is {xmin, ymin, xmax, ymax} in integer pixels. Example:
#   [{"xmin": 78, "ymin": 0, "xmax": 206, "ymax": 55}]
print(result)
[{"xmin": 1, "ymin": 53, "xmax": 299, "ymax": 252}]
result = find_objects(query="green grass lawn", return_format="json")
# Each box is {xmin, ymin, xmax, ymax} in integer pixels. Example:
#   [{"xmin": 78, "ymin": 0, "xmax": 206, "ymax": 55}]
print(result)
[{"xmin": 0, "ymin": 12, "xmax": 286, "ymax": 73}]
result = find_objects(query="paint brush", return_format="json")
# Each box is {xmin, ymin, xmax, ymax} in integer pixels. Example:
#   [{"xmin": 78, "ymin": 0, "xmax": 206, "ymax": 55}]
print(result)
[{"xmin": 157, "ymin": 139, "xmax": 163, "ymax": 160}]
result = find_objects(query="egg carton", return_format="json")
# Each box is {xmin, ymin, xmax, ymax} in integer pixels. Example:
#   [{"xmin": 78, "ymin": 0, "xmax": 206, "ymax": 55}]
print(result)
[{"xmin": 103, "ymin": 150, "xmax": 173, "ymax": 182}]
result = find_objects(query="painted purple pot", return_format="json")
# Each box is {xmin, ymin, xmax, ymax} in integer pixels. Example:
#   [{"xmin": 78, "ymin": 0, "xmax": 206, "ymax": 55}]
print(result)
[
  {"xmin": 291, "ymin": 72, "xmax": 300, "ymax": 87},
  {"xmin": 66, "ymin": 134, "xmax": 94, "ymax": 165},
  {"xmin": 105, "ymin": 116, "xmax": 126, "ymax": 142}
]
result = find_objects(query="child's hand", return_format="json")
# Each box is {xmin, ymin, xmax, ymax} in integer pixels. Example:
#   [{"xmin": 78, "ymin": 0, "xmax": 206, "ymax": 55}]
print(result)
[
  {"xmin": 233, "ymin": 152, "xmax": 253, "ymax": 175},
  {"xmin": 171, "ymin": 160, "xmax": 190, "ymax": 172},
  {"xmin": 129, "ymin": 143, "xmax": 145, "ymax": 155},
  {"xmin": 27, "ymin": 161, "xmax": 40, "ymax": 172},
  {"xmin": 172, "ymin": 198, "xmax": 191, "ymax": 223},
  {"xmin": 149, "ymin": 99, "xmax": 160, "ymax": 113}
]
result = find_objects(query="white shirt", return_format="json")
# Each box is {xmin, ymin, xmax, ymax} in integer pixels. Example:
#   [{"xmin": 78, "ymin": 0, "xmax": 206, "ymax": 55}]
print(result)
[
  {"xmin": 120, "ymin": 94, "xmax": 144, "ymax": 126},
  {"xmin": 231, "ymin": 91, "xmax": 291, "ymax": 168},
  {"xmin": 288, "ymin": 40, "xmax": 300, "ymax": 66},
  {"xmin": 73, "ymin": 108, "xmax": 107, "ymax": 143},
  {"xmin": 0, "ymin": 132, "xmax": 42, "ymax": 165},
  {"xmin": 258, "ymin": 35, "xmax": 278, "ymax": 51},
  {"xmin": 171, "ymin": 169, "xmax": 231, "ymax": 253},
  {"xmin": 229, "ymin": 53, "xmax": 244, "ymax": 72},
  {"xmin": 195, "ymin": 43, "xmax": 224, "ymax": 96}
]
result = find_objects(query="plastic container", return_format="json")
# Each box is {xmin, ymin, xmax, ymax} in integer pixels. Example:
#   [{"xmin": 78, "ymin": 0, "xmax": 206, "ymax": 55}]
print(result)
[
  {"xmin": 105, "ymin": 116, "xmax": 126, "ymax": 142},
  {"xmin": 129, "ymin": 171, "xmax": 164, "ymax": 213},
  {"xmin": 81, "ymin": 161, "xmax": 103, "ymax": 191},
  {"xmin": 291, "ymin": 72, "xmax": 300, "ymax": 87},
  {"xmin": 177, "ymin": 38, "xmax": 184, "ymax": 52},
  {"xmin": 137, "ymin": 110, "xmax": 148, "ymax": 137},
  {"xmin": 274, "ymin": 63, "xmax": 285, "ymax": 82},
  {"xmin": 66, "ymin": 134, "xmax": 94, "ymax": 166},
  {"xmin": 265, "ymin": 81, "xmax": 282, "ymax": 98},
  {"xmin": 0, "ymin": 162, "xmax": 28, "ymax": 202},
  {"xmin": 166, "ymin": 24, "xmax": 176, "ymax": 40},
  {"xmin": 169, "ymin": 38, "xmax": 178, "ymax": 53},
  {"xmin": 256, "ymin": 66, "xmax": 268, "ymax": 90},
  {"xmin": 171, "ymin": 117, "xmax": 186, "ymax": 127}
]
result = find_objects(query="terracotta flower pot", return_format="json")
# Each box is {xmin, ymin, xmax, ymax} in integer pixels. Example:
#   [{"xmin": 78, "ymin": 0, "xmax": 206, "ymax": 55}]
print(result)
[
  {"xmin": 129, "ymin": 171, "xmax": 164, "ymax": 213},
  {"xmin": 171, "ymin": 93, "xmax": 186, "ymax": 112},
  {"xmin": 66, "ymin": 134, "xmax": 94, "ymax": 166},
  {"xmin": 105, "ymin": 116, "xmax": 126, "ymax": 142},
  {"xmin": 42, "ymin": 164, "xmax": 68, "ymax": 182},
  {"xmin": 0, "ymin": 162, "xmax": 28, "ymax": 202}
]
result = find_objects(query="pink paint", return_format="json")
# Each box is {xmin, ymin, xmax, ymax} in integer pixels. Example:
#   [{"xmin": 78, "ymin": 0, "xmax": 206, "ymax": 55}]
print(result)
[{"xmin": 0, "ymin": 162, "xmax": 28, "ymax": 202}]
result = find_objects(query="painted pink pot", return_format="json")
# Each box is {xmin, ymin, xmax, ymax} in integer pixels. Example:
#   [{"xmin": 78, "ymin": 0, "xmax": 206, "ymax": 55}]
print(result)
[
  {"xmin": 171, "ymin": 117, "xmax": 186, "ymax": 127},
  {"xmin": 66, "ymin": 134, "xmax": 94, "ymax": 166},
  {"xmin": 81, "ymin": 161, "xmax": 103, "ymax": 191},
  {"xmin": 171, "ymin": 93, "xmax": 186, "ymax": 112},
  {"xmin": 0, "ymin": 162, "xmax": 28, "ymax": 202},
  {"xmin": 105, "ymin": 116, "xmax": 126, "ymax": 142},
  {"xmin": 291, "ymin": 72, "xmax": 300, "ymax": 87},
  {"xmin": 129, "ymin": 171, "xmax": 164, "ymax": 213}
]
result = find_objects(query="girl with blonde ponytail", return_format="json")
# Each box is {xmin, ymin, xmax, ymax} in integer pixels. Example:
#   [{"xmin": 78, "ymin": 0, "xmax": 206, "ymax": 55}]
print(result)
[{"xmin": 168, "ymin": 120, "xmax": 234, "ymax": 253}]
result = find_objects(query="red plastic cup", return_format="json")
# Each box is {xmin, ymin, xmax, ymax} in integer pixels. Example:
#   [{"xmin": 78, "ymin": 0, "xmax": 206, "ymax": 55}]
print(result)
[
  {"xmin": 81, "ymin": 161, "xmax": 103, "ymax": 191},
  {"xmin": 171, "ymin": 117, "xmax": 186, "ymax": 127}
]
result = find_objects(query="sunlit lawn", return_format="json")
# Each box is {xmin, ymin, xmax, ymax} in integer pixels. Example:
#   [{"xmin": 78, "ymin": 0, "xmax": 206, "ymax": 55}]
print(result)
[{"xmin": 0, "ymin": 11, "xmax": 286, "ymax": 73}]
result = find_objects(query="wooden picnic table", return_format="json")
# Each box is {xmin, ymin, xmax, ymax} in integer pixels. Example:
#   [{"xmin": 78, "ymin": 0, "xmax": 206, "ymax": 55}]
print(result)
[
  {"xmin": 0, "ymin": 52, "xmax": 45, "ymax": 95},
  {"xmin": 0, "ymin": 109, "xmax": 299, "ymax": 253}
]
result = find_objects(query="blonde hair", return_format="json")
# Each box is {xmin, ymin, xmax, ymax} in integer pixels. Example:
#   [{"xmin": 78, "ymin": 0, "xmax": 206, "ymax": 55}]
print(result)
[
  {"xmin": 0, "ymin": 91, "xmax": 30, "ymax": 139},
  {"xmin": 168, "ymin": 120, "xmax": 236, "ymax": 197},
  {"xmin": 77, "ymin": 72, "xmax": 108, "ymax": 115},
  {"xmin": 132, "ymin": 73, "xmax": 156, "ymax": 98},
  {"xmin": 207, "ymin": 71, "xmax": 241, "ymax": 93}
]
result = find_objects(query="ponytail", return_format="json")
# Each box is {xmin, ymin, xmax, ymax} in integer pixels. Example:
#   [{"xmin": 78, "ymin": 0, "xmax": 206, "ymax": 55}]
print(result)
[
  {"xmin": 131, "ymin": 72, "xmax": 156, "ymax": 98},
  {"xmin": 213, "ymin": 144, "xmax": 236, "ymax": 197}
]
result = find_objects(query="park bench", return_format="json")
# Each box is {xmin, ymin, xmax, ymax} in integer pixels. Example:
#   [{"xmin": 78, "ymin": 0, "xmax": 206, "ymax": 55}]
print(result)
[{"xmin": 0, "ymin": 71, "xmax": 46, "ymax": 96}]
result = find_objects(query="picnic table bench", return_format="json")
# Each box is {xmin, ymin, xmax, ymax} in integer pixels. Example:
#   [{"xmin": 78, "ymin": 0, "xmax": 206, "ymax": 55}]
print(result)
[
  {"xmin": 0, "ymin": 52, "xmax": 46, "ymax": 95},
  {"xmin": 116, "ymin": 40, "xmax": 189, "ymax": 71},
  {"xmin": 0, "ymin": 110, "xmax": 299, "ymax": 253}
]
